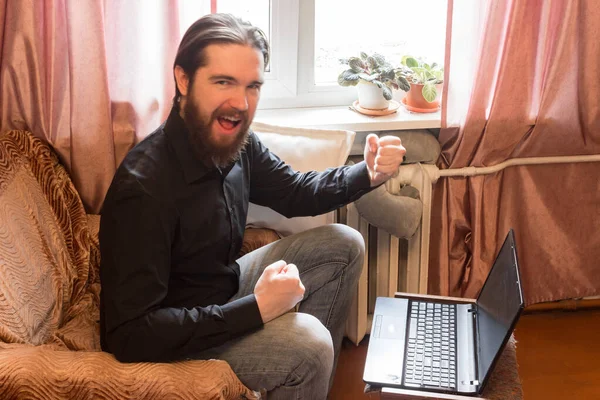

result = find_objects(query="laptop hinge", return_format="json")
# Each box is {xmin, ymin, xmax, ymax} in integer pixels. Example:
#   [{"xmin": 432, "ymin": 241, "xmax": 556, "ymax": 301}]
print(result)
[{"xmin": 472, "ymin": 304, "xmax": 480, "ymax": 381}]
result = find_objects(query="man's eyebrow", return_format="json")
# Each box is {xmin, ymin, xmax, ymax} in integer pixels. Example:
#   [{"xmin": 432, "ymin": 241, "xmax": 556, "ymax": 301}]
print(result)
[
  {"xmin": 209, "ymin": 75, "xmax": 237, "ymax": 82},
  {"xmin": 209, "ymin": 75, "xmax": 263, "ymax": 86}
]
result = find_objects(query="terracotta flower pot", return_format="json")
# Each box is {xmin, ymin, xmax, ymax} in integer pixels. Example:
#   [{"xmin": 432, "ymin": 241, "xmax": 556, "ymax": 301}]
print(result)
[{"xmin": 405, "ymin": 83, "xmax": 442, "ymax": 111}]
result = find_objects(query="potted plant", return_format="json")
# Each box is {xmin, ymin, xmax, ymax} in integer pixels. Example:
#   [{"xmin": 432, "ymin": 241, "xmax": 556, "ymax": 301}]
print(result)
[
  {"xmin": 338, "ymin": 52, "xmax": 410, "ymax": 110},
  {"xmin": 398, "ymin": 56, "xmax": 444, "ymax": 112}
]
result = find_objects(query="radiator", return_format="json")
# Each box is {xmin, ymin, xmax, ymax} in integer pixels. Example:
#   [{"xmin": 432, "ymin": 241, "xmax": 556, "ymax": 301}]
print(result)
[
  {"xmin": 339, "ymin": 204, "xmax": 398, "ymax": 345},
  {"xmin": 340, "ymin": 163, "xmax": 435, "ymax": 345}
]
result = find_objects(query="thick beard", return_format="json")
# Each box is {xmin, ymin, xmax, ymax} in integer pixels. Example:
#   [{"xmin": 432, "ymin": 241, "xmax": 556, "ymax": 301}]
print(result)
[{"xmin": 183, "ymin": 96, "xmax": 251, "ymax": 169}]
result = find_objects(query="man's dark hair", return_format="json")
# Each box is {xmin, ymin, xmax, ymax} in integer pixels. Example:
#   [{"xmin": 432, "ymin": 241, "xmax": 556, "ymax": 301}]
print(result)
[{"xmin": 173, "ymin": 13, "xmax": 270, "ymax": 104}]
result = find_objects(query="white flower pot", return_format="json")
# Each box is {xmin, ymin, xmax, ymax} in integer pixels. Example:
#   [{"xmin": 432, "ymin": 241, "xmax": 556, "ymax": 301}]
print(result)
[{"xmin": 357, "ymin": 81, "xmax": 389, "ymax": 110}]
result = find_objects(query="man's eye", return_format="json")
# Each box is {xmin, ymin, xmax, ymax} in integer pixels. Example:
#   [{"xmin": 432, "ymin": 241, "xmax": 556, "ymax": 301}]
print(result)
[{"xmin": 216, "ymin": 81, "xmax": 230, "ymax": 86}]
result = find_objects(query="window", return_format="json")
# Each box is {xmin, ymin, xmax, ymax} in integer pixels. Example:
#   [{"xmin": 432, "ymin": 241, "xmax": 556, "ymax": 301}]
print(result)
[
  {"xmin": 260, "ymin": 0, "xmax": 448, "ymax": 109},
  {"xmin": 221, "ymin": 0, "xmax": 300, "ymax": 100},
  {"xmin": 178, "ymin": 1, "xmax": 298, "ymax": 100},
  {"xmin": 177, "ymin": 0, "xmax": 270, "ymax": 36},
  {"xmin": 313, "ymin": 0, "xmax": 447, "ymax": 86},
  {"xmin": 177, "ymin": 1, "xmax": 211, "ymax": 36},
  {"xmin": 214, "ymin": 0, "xmax": 271, "ymax": 73},
  {"xmin": 215, "ymin": 0, "xmax": 271, "ymax": 39},
  {"xmin": 202, "ymin": 0, "xmax": 447, "ymax": 109}
]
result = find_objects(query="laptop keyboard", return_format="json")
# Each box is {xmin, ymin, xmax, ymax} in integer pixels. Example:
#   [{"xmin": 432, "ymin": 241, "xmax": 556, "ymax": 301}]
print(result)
[{"xmin": 404, "ymin": 301, "xmax": 457, "ymax": 389}]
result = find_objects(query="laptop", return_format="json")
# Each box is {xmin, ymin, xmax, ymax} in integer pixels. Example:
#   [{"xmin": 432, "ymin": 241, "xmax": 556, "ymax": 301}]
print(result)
[{"xmin": 363, "ymin": 229, "xmax": 524, "ymax": 396}]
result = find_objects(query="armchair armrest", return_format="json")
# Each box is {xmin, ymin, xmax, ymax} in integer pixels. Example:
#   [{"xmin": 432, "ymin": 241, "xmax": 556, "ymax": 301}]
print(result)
[{"xmin": 0, "ymin": 345, "xmax": 259, "ymax": 399}]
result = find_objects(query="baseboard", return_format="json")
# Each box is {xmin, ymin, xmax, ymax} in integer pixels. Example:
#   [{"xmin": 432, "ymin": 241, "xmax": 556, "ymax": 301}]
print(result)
[{"xmin": 524, "ymin": 297, "xmax": 600, "ymax": 313}]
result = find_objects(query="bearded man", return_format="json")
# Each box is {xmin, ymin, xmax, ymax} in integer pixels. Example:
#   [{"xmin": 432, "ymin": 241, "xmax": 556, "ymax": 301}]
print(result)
[{"xmin": 99, "ymin": 13, "xmax": 406, "ymax": 400}]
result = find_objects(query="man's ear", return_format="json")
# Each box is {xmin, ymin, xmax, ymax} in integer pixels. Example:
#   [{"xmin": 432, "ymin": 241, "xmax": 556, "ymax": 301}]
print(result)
[{"xmin": 174, "ymin": 66, "xmax": 190, "ymax": 97}]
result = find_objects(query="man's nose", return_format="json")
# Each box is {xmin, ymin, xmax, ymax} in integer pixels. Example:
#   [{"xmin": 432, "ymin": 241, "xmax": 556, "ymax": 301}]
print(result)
[{"xmin": 229, "ymin": 88, "xmax": 249, "ymax": 111}]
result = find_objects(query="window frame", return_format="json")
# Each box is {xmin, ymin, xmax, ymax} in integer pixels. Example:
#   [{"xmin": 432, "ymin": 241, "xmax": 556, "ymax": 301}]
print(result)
[
  {"xmin": 257, "ymin": 0, "xmax": 299, "ymax": 101},
  {"xmin": 259, "ymin": 0, "xmax": 358, "ymax": 109},
  {"xmin": 259, "ymin": 0, "xmax": 447, "ymax": 110}
]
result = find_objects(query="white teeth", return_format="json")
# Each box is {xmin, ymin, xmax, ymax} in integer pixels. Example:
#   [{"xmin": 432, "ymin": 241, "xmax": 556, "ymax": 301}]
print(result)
[{"xmin": 222, "ymin": 116, "xmax": 240, "ymax": 122}]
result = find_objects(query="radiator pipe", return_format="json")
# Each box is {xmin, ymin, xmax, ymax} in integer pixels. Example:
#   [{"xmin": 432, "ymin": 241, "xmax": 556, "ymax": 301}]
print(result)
[{"xmin": 395, "ymin": 154, "xmax": 600, "ymax": 185}]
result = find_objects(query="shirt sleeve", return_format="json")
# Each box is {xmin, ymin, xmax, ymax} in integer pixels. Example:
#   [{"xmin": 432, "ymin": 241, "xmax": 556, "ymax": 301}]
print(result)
[
  {"xmin": 248, "ymin": 133, "xmax": 376, "ymax": 217},
  {"xmin": 100, "ymin": 188, "xmax": 263, "ymax": 363}
]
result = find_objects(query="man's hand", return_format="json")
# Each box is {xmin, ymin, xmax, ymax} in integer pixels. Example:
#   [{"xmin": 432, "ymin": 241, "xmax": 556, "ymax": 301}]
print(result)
[
  {"xmin": 254, "ymin": 260, "xmax": 305, "ymax": 323},
  {"xmin": 364, "ymin": 134, "xmax": 407, "ymax": 187}
]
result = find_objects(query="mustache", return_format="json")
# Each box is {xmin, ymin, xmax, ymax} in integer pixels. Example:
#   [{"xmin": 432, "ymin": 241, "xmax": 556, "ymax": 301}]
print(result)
[{"xmin": 212, "ymin": 108, "xmax": 248, "ymax": 121}]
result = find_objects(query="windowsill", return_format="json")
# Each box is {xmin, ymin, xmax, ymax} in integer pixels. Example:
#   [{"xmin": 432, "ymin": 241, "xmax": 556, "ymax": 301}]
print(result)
[{"xmin": 255, "ymin": 105, "xmax": 441, "ymax": 132}]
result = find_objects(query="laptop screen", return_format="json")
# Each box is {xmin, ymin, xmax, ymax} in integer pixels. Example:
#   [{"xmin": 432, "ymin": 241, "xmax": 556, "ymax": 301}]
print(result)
[{"xmin": 475, "ymin": 230, "xmax": 524, "ymax": 386}]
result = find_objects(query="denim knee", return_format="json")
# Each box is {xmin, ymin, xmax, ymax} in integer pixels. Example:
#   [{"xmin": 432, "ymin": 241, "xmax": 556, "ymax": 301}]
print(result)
[
  {"xmin": 283, "ymin": 313, "xmax": 334, "ymax": 390},
  {"xmin": 319, "ymin": 223, "xmax": 365, "ymax": 275}
]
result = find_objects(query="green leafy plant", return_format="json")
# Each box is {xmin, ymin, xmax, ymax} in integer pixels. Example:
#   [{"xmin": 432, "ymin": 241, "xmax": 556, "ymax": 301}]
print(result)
[
  {"xmin": 399, "ymin": 56, "xmax": 444, "ymax": 102},
  {"xmin": 338, "ymin": 52, "xmax": 411, "ymax": 100}
]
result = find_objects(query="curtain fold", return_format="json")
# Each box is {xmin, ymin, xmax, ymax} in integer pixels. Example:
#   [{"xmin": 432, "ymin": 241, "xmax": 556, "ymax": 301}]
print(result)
[
  {"xmin": 0, "ymin": 0, "xmax": 114, "ymax": 213},
  {"xmin": 0, "ymin": 0, "xmax": 210, "ymax": 213},
  {"xmin": 104, "ymin": 0, "xmax": 187, "ymax": 166},
  {"xmin": 430, "ymin": 0, "xmax": 600, "ymax": 304}
]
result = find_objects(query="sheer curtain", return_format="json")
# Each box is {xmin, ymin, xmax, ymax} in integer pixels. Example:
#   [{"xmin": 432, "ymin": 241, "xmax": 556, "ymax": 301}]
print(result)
[
  {"xmin": 0, "ymin": 0, "xmax": 209, "ymax": 212},
  {"xmin": 104, "ymin": 0, "xmax": 211, "ymax": 165},
  {"xmin": 0, "ymin": 0, "xmax": 114, "ymax": 213},
  {"xmin": 430, "ymin": 0, "xmax": 600, "ymax": 304}
]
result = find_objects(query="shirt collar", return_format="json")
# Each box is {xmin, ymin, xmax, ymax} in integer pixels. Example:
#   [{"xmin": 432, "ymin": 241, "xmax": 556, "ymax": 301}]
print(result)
[{"xmin": 164, "ymin": 106, "xmax": 211, "ymax": 184}]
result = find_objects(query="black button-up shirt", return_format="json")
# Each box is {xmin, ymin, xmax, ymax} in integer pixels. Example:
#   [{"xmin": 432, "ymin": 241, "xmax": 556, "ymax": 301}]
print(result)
[{"xmin": 99, "ymin": 108, "xmax": 374, "ymax": 362}]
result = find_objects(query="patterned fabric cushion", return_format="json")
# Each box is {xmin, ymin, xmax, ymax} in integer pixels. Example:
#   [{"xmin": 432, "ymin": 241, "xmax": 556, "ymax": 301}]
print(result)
[
  {"xmin": 0, "ymin": 345, "xmax": 259, "ymax": 400},
  {"xmin": 0, "ymin": 130, "xmax": 91, "ymax": 347}
]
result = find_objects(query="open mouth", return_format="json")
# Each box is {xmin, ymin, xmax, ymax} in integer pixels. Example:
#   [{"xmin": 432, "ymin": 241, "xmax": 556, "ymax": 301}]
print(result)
[{"xmin": 217, "ymin": 115, "xmax": 242, "ymax": 132}]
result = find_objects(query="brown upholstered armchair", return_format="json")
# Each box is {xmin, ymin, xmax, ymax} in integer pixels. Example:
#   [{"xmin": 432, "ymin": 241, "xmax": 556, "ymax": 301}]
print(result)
[{"xmin": 0, "ymin": 130, "xmax": 260, "ymax": 399}]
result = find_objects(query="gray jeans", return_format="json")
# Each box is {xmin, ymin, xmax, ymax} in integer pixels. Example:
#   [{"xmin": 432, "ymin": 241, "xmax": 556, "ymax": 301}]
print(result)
[{"xmin": 191, "ymin": 224, "xmax": 364, "ymax": 399}]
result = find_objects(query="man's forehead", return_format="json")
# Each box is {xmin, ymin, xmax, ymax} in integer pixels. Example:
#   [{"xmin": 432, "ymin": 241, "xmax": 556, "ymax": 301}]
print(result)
[{"xmin": 200, "ymin": 43, "xmax": 264, "ymax": 76}]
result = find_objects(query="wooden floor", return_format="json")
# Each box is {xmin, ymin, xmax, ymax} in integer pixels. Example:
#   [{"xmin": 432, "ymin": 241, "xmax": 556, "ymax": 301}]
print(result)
[{"xmin": 330, "ymin": 308, "xmax": 600, "ymax": 400}]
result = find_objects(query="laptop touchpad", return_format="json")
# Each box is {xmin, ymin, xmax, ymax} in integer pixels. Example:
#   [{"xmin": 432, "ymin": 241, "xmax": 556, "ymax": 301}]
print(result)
[{"xmin": 380, "ymin": 316, "xmax": 405, "ymax": 340}]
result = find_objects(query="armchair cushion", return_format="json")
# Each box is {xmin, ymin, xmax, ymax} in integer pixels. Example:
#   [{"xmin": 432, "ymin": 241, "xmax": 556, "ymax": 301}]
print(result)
[
  {"xmin": 0, "ymin": 130, "xmax": 92, "ymax": 347},
  {"xmin": 247, "ymin": 122, "xmax": 355, "ymax": 236}
]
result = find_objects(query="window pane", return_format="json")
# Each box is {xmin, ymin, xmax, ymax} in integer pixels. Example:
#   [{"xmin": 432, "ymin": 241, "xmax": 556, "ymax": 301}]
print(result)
[
  {"xmin": 216, "ymin": 0, "xmax": 271, "ymax": 41},
  {"xmin": 314, "ymin": 0, "xmax": 448, "ymax": 85},
  {"xmin": 178, "ymin": 0, "xmax": 211, "ymax": 37}
]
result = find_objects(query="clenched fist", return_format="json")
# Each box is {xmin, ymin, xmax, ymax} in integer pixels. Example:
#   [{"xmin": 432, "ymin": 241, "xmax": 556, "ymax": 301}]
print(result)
[
  {"xmin": 254, "ymin": 260, "xmax": 305, "ymax": 323},
  {"xmin": 364, "ymin": 133, "xmax": 406, "ymax": 187}
]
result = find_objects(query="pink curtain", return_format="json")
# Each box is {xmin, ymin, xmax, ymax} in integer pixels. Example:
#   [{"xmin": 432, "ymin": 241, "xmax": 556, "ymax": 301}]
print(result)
[
  {"xmin": 0, "ymin": 0, "xmax": 209, "ymax": 213},
  {"xmin": 104, "ymin": 0, "xmax": 191, "ymax": 165},
  {"xmin": 430, "ymin": 0, "xmax": 600, "ymax": 305},
  {"xmin": 0, "ymin": 0, "xmax": 114, "ymax": 213}
]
